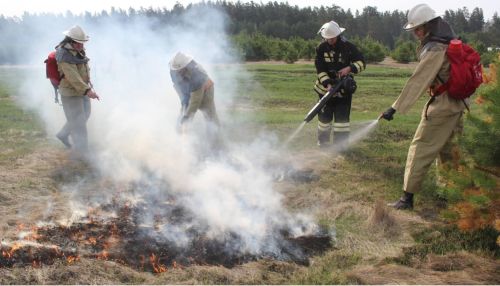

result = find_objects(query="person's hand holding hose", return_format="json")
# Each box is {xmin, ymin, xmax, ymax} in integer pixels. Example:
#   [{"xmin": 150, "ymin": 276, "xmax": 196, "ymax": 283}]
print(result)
[{"xmin": 379, "ymin": 107, "xmax": 396, "ymax": 121}]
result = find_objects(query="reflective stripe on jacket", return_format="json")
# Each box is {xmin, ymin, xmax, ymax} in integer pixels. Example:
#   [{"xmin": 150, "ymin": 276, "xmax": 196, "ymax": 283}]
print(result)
[{"xmin": 314, "ymin": 37, "xmax": 365, "ymax": 96}]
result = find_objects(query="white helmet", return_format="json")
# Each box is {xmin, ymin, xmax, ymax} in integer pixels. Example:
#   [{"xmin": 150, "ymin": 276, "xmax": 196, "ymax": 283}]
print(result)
[
  {"xmin": 318, "ymin": 21, "xmax": 345, "ymax": 39},
  {"xmin": 404, "ymin": 4, "xmax": 438, "ymax": 30},
  {"xmin": 63, "ymin": 25, "xmax": 89, "ymax": 43},
  {"xmin": 169, "ymin": 52, "xmax": 193, "ymax": 70}
]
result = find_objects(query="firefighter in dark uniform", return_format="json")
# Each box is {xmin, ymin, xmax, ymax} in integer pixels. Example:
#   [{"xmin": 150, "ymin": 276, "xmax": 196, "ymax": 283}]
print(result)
[{"xmin": 314, "ymin": 21, "xmax": 366, "ymax": 147}]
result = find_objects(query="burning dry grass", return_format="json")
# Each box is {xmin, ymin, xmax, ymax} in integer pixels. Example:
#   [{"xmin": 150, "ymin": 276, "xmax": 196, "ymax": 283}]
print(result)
[{"xmin": 1, "ymin": 198, "xmax": 333, "ymax": 273}]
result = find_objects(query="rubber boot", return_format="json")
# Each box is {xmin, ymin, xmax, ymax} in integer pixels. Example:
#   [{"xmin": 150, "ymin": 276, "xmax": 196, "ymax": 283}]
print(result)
[
  {"xmin": 389, "ymin": 191, "xmax": 414, "ymax": 210},
  {"xmin": 317, "ymin": 127, "xmax": 331, "ymax": 149}
]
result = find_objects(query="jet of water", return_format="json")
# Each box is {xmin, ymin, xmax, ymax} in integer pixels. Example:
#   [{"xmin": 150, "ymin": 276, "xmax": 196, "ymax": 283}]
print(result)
[{"xmin": 284, "ymin": 121, "xmax": 306, "ymax": 147}]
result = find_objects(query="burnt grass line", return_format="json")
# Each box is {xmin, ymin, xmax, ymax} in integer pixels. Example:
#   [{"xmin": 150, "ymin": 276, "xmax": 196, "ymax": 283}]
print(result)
[{"xmin": 0, "ymin": 202, "xmax": 333, "ymax": 272}]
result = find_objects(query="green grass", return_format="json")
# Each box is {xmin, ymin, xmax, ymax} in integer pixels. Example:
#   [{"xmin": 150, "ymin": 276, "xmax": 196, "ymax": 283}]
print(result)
[{"xmin": 0, "ymin": 68, "xmax": 45, "ymax": 162}]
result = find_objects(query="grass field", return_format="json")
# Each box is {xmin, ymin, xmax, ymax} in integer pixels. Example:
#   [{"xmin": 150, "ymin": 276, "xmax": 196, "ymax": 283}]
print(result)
[{"xmin": 0, "ymin": 63, "xmax": 498, "ymax": 284}]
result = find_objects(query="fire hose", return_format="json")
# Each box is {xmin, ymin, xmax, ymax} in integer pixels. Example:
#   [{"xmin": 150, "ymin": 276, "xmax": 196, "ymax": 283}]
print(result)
[{"xmin": 303, "ymin": 76, "xmax": 348, "ymax": 123}]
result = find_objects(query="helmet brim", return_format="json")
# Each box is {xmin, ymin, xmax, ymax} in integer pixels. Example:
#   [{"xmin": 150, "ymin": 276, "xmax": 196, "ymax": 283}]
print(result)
[
  {"xmin": 321, "ymin": 27, "xmax": 346, "ymax": 39},
  {"xmin": 62, "ymin": 31, "xmax": 89, "ymax": 43},
  {"xmin": 404, "ymin": 15, "xmax": 440, "ymax": 31},
  {"xmin": 169, "ymin": 56, "xmax": 193, "ymax": 71}
]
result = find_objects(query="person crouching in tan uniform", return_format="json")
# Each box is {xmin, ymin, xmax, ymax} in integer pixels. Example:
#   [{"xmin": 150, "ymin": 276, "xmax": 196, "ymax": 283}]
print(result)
[
  {"xmin": 55, "ymin": 25, "xmax": 99, "ymax": 158},
  {"xmin": 380, "ymin": 4, "xmax": 467, "ymax": 210},
  {"xmin": 169, "ymin": 52, "xmax": 220, "ymax": 132}
]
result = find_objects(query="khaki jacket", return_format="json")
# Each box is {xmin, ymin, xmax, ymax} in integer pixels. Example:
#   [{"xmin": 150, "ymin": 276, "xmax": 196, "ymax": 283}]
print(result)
[
  {"xmin": 392, "ymin": 41, "xmax": 467, "ymax": 117},
  {"xmin": 58, "ymin": 49, "xmax": 91, "ymax": 97}
]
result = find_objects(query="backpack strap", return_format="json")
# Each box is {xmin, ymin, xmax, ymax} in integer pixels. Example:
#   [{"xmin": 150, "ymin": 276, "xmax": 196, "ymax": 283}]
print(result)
[{"xmin": 431, "ymin": 74, "xmax": 448, "ymax": 97}]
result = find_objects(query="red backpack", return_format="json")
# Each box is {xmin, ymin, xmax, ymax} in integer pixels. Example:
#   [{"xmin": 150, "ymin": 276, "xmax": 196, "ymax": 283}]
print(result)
[
  {"xmin": 44, "ymin": 51, "xmax": 64, "ymax": 103},
  {"xmin": 434, "ymin": 39, "xmax": 483, "ymax": 99},
  {"xmin": 44, "ymin": 51, "xmax": 61, "ymax": 87}
]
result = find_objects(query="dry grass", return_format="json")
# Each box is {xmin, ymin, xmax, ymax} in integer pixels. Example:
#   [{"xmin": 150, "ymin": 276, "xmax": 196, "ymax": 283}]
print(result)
[{"xmin": 348, "ymin": 251, "xmax": 500, "ymax": 284}]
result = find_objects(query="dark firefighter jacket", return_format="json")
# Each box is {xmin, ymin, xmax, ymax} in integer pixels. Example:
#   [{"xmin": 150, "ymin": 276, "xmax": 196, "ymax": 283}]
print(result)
[{"xmin": 314, "ymin": 36, "xmax": 366, "ymax": 96}]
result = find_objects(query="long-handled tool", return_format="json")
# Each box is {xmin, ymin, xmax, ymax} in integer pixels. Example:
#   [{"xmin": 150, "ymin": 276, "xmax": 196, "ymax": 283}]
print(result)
[{"xmin": 303, "ymin": 77, "xmax": 347, "ymax": 123}]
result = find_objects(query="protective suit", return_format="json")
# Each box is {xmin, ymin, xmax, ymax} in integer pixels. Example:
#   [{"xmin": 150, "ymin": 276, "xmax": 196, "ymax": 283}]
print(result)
[
  {"xmin": 314, "ymin": 35, "xmax": 365, "ymax": 147},
  {"xmin": 390, "ymin": 17, "xmax": 467, "ymax": 195},
  {"xmin": 170, "ymin": 61, "xmax": 219, "ymax": 127},
  {"xmin": 55, "ymin": 40, "xmax": 92, "ymax": 154}
]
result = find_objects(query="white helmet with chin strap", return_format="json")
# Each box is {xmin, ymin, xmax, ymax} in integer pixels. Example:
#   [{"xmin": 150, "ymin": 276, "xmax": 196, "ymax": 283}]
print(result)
[
  {"xmin": 169, "ymin": 52, "xmax": 193, "ymax": 71},
  {"xmin": 63, "ymin": 25, "xmax": 89, "ymax": 43},
  {"xmin": 404, "ymin": 4, "xmax": 439, "ymax": 30},
  {"xmin": 318, "ymin": 21, "xmax": 345, "ymax": 39}
]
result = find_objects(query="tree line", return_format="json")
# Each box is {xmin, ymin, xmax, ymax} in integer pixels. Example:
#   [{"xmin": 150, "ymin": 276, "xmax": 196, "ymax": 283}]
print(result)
[{"xmin": 0, "ymin": 1, "xmax": 499, "ymax": 64}]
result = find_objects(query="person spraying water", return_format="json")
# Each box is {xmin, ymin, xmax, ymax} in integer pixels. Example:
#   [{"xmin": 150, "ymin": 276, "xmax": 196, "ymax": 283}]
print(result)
[{"xmin": 284, "ymin": 77, "xmax": 379, "ymax": 151}]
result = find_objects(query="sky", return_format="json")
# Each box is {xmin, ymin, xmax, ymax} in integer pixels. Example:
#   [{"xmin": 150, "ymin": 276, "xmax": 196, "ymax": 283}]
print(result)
[{"xmin": 1, "ymin": 0, "xmax": 499, "ymax": 20}]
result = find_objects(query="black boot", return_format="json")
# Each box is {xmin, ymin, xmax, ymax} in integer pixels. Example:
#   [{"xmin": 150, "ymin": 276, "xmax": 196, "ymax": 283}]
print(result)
[
  {"xmin": 389, "ymin": 191, "xmax": 414, "ymax": 210},
  {"xmin": 317, "ymin": 127, "xmax": 331, "ymax": 149}
]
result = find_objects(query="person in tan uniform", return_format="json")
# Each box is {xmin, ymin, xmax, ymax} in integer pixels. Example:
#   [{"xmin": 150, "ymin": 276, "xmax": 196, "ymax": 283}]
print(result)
[
  {"xmin": 55, "ymin": 25, "xmax": 99, "ymax": 156},
  {"xmin": 380, "ymin": 4, "xmax": 466, "ymax": 209},
  {"xmin": 169, "ymin": 52, "xmax": 219, "ymax": 130}
]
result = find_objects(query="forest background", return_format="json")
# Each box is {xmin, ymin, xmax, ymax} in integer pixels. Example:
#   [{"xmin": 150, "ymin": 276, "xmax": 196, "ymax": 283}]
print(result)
[{"xmin": 1, "ymin": 1, "xmax": 499, "ymax": 65}]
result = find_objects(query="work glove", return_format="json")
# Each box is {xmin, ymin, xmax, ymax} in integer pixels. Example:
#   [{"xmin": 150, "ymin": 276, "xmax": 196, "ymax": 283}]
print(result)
[
  {"xmin": 380, "ymin": 107, "xmax": 396, "ymax": 121},
  {"xmin": 322, "ymin": 78, "xmax": 336, "ymax": 88}
]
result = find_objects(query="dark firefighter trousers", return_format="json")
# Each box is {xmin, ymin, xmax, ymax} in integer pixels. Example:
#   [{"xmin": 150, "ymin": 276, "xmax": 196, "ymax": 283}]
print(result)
[{"xmin": 317, "ymin": 92, "xmax": 352, "ymax": 145}]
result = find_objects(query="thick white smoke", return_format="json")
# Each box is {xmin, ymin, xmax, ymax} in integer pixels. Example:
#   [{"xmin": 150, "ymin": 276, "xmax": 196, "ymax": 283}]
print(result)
[{"xmin": 14, "ymin": 6, "xmax": 319, "ymax": 256}]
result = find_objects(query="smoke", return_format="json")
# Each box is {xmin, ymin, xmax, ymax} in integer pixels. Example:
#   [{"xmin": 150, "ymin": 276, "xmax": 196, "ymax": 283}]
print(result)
[{"xmin": 10, "ymin": 6, "xmax": 319, "ymax": 257}]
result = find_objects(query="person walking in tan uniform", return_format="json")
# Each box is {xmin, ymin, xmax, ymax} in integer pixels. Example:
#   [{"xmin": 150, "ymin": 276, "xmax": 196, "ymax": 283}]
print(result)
[
  {"xmin": 55, "ymin": 25, "xmax": 99, "ymax": 157},
  {"xmin": 380, "ymin": 4, "xmax": 467, "ymax": 209},
  {"xmin": 169, "ymin": 52, "xmax": 219, "ymax": 130}
]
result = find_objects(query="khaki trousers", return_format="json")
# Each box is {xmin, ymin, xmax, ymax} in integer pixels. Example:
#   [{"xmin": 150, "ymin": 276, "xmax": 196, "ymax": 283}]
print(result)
[
  {"xmin": 188, "ymin": 84, "xmax": 219, "ymax": 126},
  {"xmin": 404, "ymin": 112, "xmax": 463, "ymax": 193}
]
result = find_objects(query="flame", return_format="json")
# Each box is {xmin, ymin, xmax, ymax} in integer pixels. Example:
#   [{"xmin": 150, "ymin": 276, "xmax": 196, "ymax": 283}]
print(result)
[
  {"xmin": 66, "ymin": 255, "xmax": 80, "ymax": 264},
  {"xmin": 1, "ymin": 250, "xmax": 10, "ymax": 259},
  {"xmin": 32, "ymin": 260, "xmax": 41, "ymax": 268},
  {"xmin": 27, "ymin": 225, "xmax": 42, "ymax": 241},
  {"xmin": 2, "ymin": 242, "xmax": 23, "ymax": 259},
  {"xmin": 149, "ymin": 253, "xmax": 167, "ymax": 273},
  {"xmin": 85, "ymin": 236, "xmax": 97, "ymax": 245},
  {"xmin": 96, "ymin": 250, "xmax": 109, "ymax": 260}
]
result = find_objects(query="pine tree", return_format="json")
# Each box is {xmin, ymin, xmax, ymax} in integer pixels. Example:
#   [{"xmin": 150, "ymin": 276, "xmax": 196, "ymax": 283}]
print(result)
[{"xmin": 439, "ymin": 54, "xmax": 500, "ymax": 246}]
